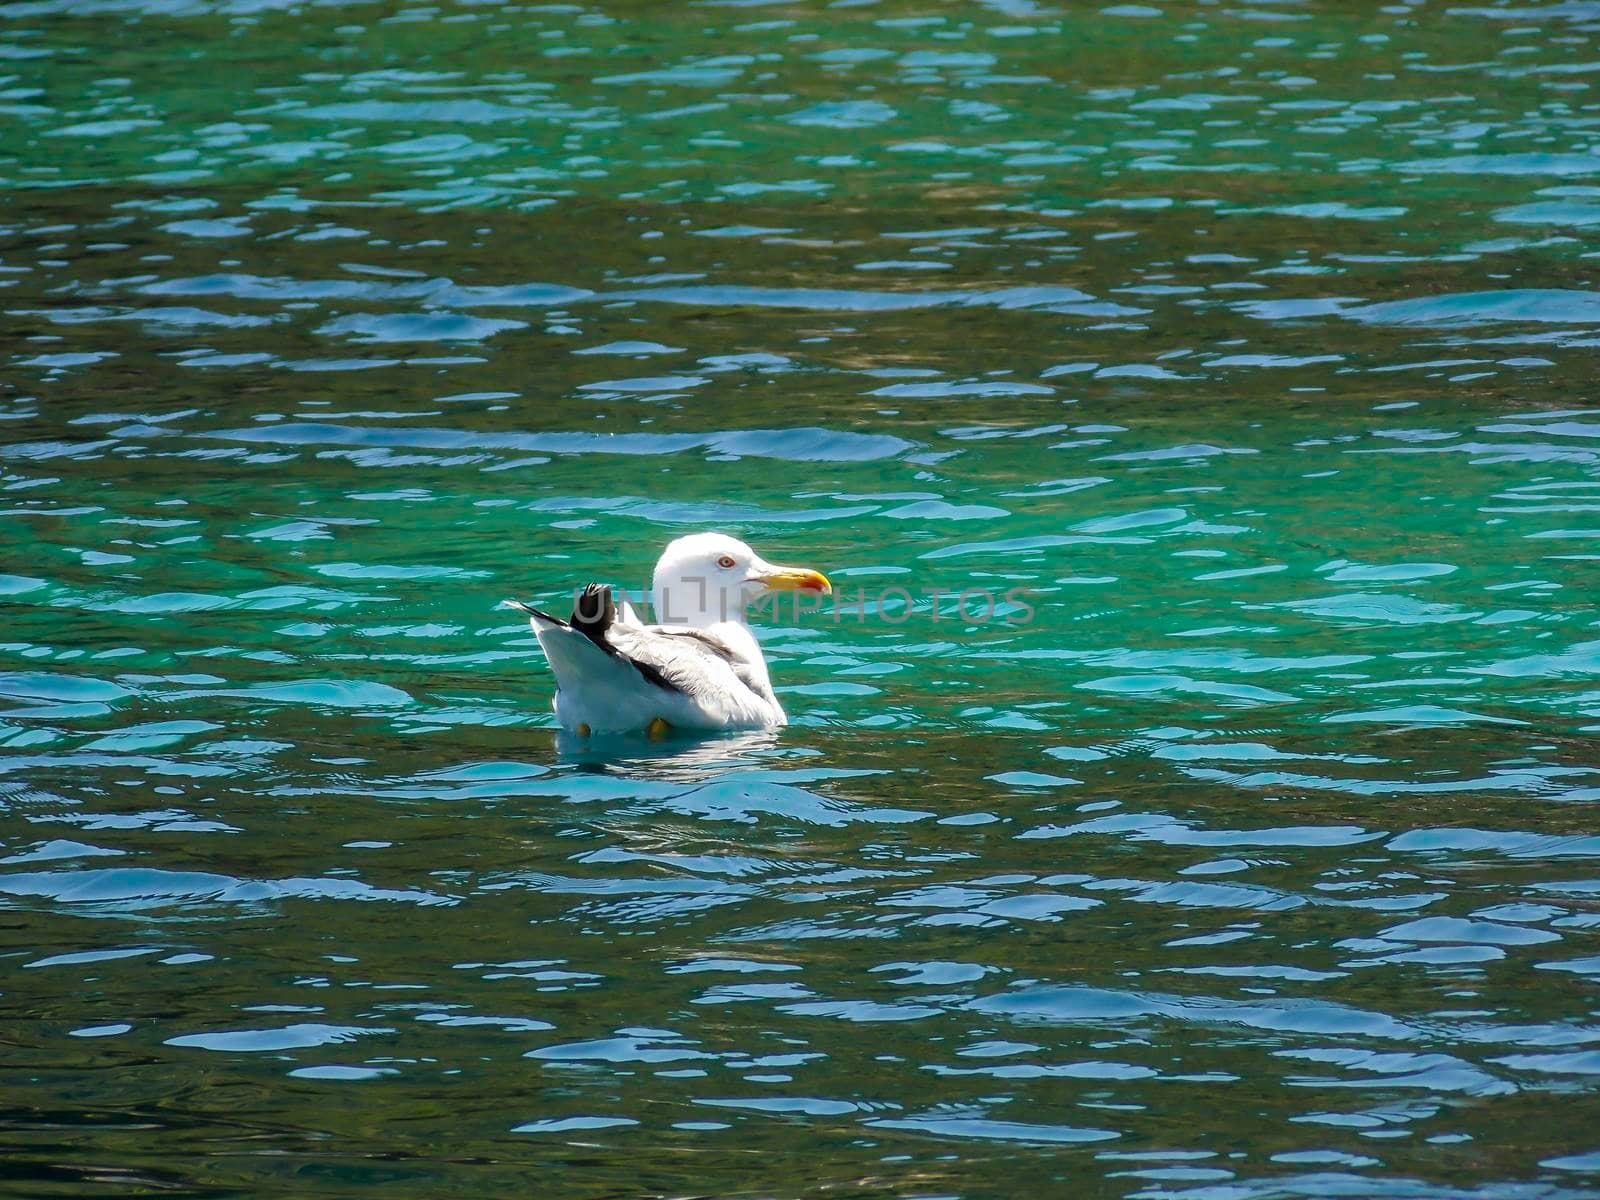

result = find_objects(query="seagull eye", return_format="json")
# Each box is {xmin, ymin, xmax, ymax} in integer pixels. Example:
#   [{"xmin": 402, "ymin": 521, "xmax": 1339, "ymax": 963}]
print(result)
[{"xmin": 716, "ymin": 555, "xmax": 737, "ymax": 570}]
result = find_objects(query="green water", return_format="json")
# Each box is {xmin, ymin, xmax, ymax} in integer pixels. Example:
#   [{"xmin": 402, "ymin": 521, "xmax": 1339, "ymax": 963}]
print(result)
[{"xmin": 4, "ymin": 0, "xmax": 1600, "ymax": 1195}]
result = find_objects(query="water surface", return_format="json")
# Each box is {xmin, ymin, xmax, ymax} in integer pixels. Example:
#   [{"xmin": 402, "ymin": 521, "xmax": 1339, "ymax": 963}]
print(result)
[{"xmin": 3, "ymin": 0, "xmax": 1600, "ymax": 1195}]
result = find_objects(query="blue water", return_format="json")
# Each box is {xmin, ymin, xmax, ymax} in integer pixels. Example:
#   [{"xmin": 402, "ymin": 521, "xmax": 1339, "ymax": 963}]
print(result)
[{"xmin": 3, "ymin": 0, "xmax": 1600, "ymax": 1195}]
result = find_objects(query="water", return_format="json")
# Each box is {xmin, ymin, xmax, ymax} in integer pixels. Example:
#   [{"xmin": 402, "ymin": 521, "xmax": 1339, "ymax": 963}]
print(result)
[{"xmin": 3, "ymin": 0, "xmax": 1600, "ymax": 1194}]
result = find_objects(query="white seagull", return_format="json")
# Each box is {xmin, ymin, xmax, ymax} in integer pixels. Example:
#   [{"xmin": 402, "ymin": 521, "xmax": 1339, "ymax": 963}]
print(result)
[{"xmin": 507, "ymin": 533, "xmax": 832, "ymax": 736}]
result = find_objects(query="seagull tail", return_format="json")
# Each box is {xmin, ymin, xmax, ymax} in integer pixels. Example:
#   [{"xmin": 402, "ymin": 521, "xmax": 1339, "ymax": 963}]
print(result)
[{"xmin": 519, "ymin": 591, "xmax": 663, "ymax": 723}]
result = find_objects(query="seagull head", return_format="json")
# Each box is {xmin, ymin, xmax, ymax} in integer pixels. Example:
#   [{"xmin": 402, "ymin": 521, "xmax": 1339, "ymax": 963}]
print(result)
[{"xmin": 651, "ymin": 532, "xmax": 831, "ymax": 627}]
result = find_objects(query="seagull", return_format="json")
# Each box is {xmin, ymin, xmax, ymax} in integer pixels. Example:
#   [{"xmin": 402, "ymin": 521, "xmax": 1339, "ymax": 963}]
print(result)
[{"xmin": 506, "ymin": 533, "xmax": 832, "ymax": 736}]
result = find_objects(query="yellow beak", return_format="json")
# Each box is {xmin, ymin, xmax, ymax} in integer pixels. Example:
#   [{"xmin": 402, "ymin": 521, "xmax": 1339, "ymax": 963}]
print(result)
[{"xmin": 755, "ymin": 565, "xmax": 832, "ymax": 594}]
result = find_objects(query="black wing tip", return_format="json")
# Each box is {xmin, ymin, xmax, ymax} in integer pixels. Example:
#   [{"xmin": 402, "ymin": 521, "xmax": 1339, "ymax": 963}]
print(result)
[
  {"xmin": 571, "ymin": 583, "xmax": 615, "ymax": 636},
  {"xmin": 505, "ymin": 599, "xmax": 566, "ymax": 625}
]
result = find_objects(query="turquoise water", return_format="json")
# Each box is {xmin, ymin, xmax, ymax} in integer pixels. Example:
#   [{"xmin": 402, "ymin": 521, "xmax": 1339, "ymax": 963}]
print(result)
[{"xmin": 4, "ymin": 0, "xmax": 1600, "ymax": 1195}]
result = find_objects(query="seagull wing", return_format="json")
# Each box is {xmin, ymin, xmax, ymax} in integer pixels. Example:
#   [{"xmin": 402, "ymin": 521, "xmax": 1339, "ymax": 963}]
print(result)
[{"xmin": 608, "ymin": 623, "xmax": 776, "ymax": 708}]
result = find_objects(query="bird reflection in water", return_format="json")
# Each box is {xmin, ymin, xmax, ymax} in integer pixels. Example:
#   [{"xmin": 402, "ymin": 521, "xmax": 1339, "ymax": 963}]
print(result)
[{"xmin": 554, "ymin": 726, "xmax": 788, "ymax": 784}]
